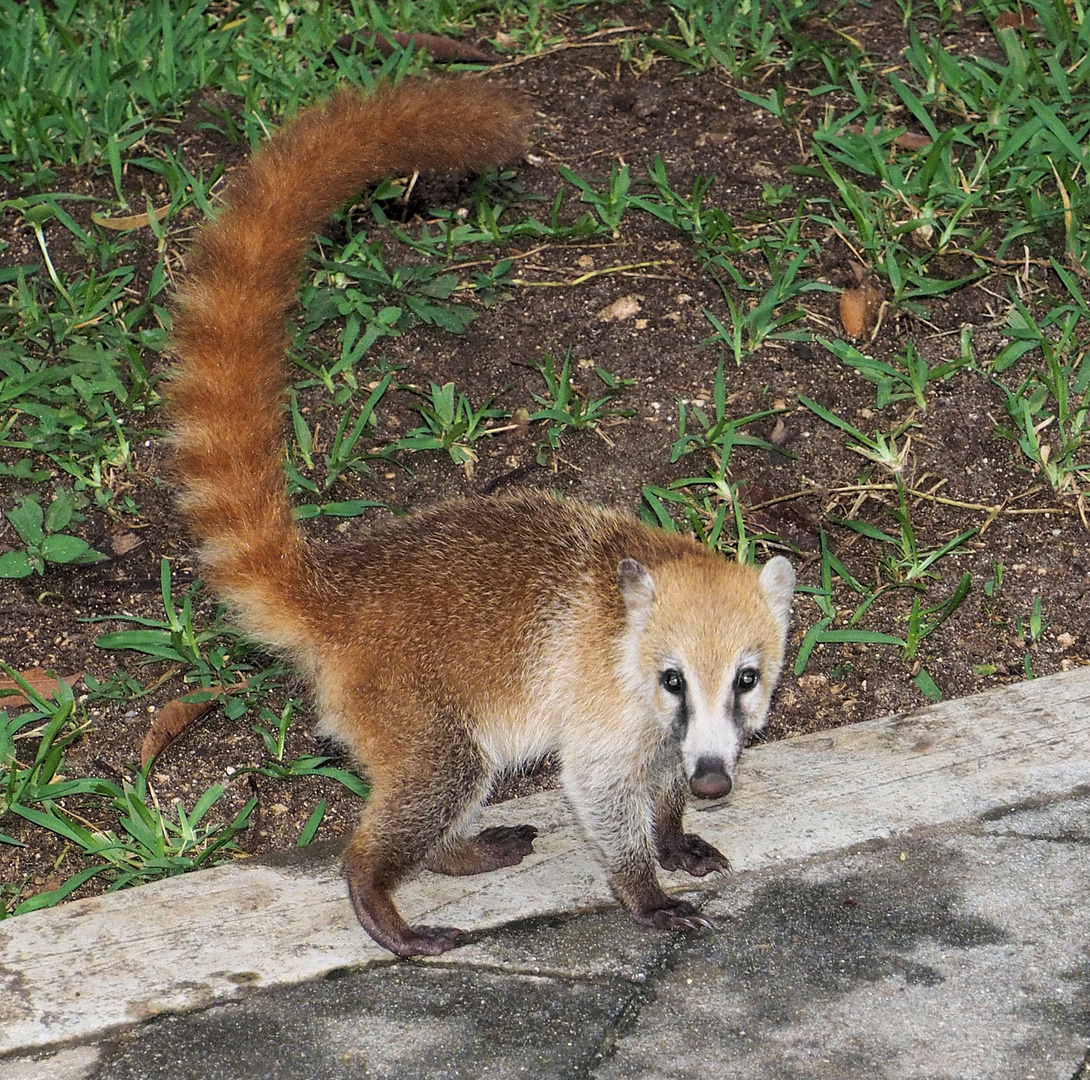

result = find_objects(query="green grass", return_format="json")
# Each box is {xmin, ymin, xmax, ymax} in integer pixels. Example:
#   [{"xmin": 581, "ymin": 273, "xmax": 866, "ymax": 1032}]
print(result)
[
  {"xmin": 3, "ymin": 0, "xmax": 1090, "ymax": 915},
  {"xmin": 90, "ymin": 559, "xmax": 277, "ymax": 707},
  {"xmin": 0, "ymin": 668, "xmax": 256, "ymax": 915},
  {"xmin": 822, "ymin": 336, "xmax": 975, "ymax": 412},
  {"xmin": 391, "ymin": 380, "xmax": 511, "ymax": 472}
]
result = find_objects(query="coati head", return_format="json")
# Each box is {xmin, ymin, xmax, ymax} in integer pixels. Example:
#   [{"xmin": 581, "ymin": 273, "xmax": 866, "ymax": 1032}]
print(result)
[{"xmin": 617, "ymin": 553, "xmax": 795, "ymax": 800}]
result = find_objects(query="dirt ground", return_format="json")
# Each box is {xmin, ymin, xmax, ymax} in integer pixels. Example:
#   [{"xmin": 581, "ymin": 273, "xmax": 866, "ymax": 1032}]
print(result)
[{"xmin": 2, "ymin": 2, "xmax": 1087, "ymax": 902}]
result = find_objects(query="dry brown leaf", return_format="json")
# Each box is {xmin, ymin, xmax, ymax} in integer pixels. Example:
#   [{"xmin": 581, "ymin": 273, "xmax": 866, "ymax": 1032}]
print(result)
[
  {"xmin": 597, "ymin": 295, "xmax": 642, "ymax": 322},
  {"xmin": 141, "ymin": 676, "xmax": 249, "ymax": 768},
  {"xmin": 0, "ymin": 668, "xmax": 82, "ymax": 705},
  {"xmin": 140, "ymin": 695, "xmax": 219, "ymax": 769},
  {"xmin": 846, "ymin": 123, "xmax": 933, "ymax": 152},
  {"xmin": 380, "ymin": 31, "xmax": 493, "ymax": 61},
  {"xmin": 746, "ymin": 481, "xmax": 820, "ymax": 553},
  {"xmin": 839, "ymin": 288, "xmax": 869, "ymax": 337},
  {"xmin": 839, "ymin": 275, "xmax": 885, "ymax": 339},
  {"xmin": 335, "ymin": 31, "xmax": 493, "ymax": 63},
  {"xmin": 894, "ymin": 132, "xmax": 933, "ymax": 150},
  {"xmin": 512, "ymin": 407, "xmax": 532, "ymax": 439},
  {"xmin": 91, "ymin": 205, "xmax": 170, "ymax": 231},
  {"xmin": 749, "ymin": 510, "xmax": 821, "ymax": 552},
  {"xmin": 108, "ymin": 531, "xmax": 144, "ymax": 558},
  {"xmin": 767, "ymin": 417, "xmax": 793, "ymax": 468},
  {"xmin": 996, "ymin": 8, "xmax": 1035, "ymax": 28}
]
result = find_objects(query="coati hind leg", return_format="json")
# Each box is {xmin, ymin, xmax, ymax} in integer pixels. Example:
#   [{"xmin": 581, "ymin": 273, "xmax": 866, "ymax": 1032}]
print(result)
[
  {"xmin": 653, "ymin": 771, "xmax": 733, "ymax": 877},
  {"xmin": 425, "ymin": 824, "xmax": 538, "ymax": 876},
  {"xmin": 344, "ymin": 794, "xmax": 467, "ymax": 957},
  {"xmin": 342, "ymin": 704, "xmax": 505, "ymax": 957}
]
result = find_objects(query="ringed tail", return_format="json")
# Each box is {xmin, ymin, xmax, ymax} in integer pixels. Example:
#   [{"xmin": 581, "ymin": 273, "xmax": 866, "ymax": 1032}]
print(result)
[{"xmin": 168, "ymin": 79, "xmax": 527, "ymax": 646}]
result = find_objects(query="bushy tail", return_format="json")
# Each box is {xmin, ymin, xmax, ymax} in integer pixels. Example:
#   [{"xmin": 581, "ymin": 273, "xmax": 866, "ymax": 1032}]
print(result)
[{"xmin": 169, "ymin": 79, "xmax": 526, "ymax": 648}]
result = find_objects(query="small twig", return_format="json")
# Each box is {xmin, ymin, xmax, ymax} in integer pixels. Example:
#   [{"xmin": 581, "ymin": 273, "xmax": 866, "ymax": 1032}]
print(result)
[
  {"xmin": 869, "ymin": 299, "xmax": 890, "ymax": 343},
  {"xmin": 449, "ymin": 243, "xmax": 554, "ymax": 274},
  {"xmin": 489, "ymin": 26, "xmax": 645, "ymax": 71},
  {"xmin": 748, "ymin": 481, "xmax": 1063, "ymax": 520},
  {"xmin": 139, "ymin": 663, "xmax": 185, "ymax": 696},
  {"xmin": 400, "ymin": 170, "xmax": 419, "ymax": 210},
  {"xmin": 948, "ymin": 248, "xmax": 1056, "ymax": 270},
  {"xmin": 592, "ymin": 424, "xmax": 617, "ymax": 448},
  {"xmin": 510, "ymin": 259, "xmax": 673, "ymax": 287}
]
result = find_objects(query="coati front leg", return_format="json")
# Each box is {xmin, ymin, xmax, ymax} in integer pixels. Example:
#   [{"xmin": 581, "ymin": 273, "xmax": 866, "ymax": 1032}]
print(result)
[
  {"xmin": 653, "ymin": 771, "xmax": 733, "ymax": 877},
  {"xmin": 562, "ymin": 752, "xmax": 715, "ymax": 932},
  {"xmin": 342, "ymin": 709, "xmax": 535, "ymax": 956}
]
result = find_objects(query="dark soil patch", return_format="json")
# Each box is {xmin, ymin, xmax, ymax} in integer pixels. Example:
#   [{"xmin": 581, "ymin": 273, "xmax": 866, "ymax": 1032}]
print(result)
[{"xmin": 2, "ymin": 4, "xmax": 1087, "ymax": 907}]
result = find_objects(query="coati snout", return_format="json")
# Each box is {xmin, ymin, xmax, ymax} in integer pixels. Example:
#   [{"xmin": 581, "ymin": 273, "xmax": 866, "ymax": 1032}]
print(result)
[
  {"xmin": 169, "ymin": 78, "xmax": 796, "ymax": 958},
  {"xmin": 689, "ymin": 758, "xmax": 733, "ymax": 799}
]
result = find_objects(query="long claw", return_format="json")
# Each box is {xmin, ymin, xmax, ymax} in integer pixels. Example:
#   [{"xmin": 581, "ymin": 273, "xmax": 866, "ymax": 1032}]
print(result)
[
  {"xmin": 402, "ymin": 925, "xmax": 463, "ymax": 956},
  {"xmin": 633, "ymin": 897, "xmax": 717, "ymax": 933},
  {"xmin": 657, "ymin": 832, "xmax": 733, "ymax": 877}
]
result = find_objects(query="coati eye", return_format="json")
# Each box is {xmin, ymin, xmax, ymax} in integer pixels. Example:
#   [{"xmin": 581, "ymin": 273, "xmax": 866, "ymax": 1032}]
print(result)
[
  {"xmin": 735, "ymin": 667, "xmax": 760, "ymax": 693},
  {"xmin": 659, "ymin": 669, "xmax": 686, "ymax": 695}
]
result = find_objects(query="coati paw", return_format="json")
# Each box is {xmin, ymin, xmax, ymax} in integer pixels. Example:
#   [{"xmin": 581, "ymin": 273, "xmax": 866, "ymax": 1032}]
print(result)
[
  {"xmin": 346, "ymin": 878, "xmax": 464, "ymax": 957},
  {"xmin": 634, "ymin": 898, "xmax": 717, "ymax": 933},
  {"xmin": 426, "ymin": 824, "xmax": 539, "ymax": 876},
  {"xmin": 476, "ymin": 824, "xmax": 538, "ymax": 866},
  {"xmin": 657, "ymin": 831, "xmax": 733, "ymax": 877},
  {"xmin": 394, "ymin": 925, "xmax": 464, "ymax": 957}
]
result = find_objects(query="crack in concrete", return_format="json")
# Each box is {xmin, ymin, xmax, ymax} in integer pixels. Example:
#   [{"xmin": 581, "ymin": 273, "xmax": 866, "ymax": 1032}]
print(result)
[
  {"xmin": 1070, "ymin": 1046, "xmax": 1090, "ymax": 1080},
  {"xmin": 982, "ymin": 830, "xmax": 1090, "ymax": 845},
  {"xmin": 581, "ymin": 930, "xmax": 706, "ymax": 1077}
]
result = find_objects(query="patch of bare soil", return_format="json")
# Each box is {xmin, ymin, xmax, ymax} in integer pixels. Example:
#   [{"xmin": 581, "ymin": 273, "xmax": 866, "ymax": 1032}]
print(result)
[{"xmin": 2, "ymin": 4, "xmax": 1087, "ymax": 904}]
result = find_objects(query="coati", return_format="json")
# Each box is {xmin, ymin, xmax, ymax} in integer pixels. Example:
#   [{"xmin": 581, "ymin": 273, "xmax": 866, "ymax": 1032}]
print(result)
[{"xmin": 168, "ymin": 78, "xmax": 796, "ymax": 958}]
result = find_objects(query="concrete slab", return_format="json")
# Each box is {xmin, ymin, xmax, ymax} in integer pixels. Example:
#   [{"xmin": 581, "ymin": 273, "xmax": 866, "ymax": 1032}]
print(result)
[
  {"xmin": 12, "ymin": 794, "xmax": 1088, "ymax": 1080},
  {"xmin": 601, "ymin": 799, "xmax": 1090, "ymax": 1080},
  {"xmin": 1, "ymin": 667, "xmax": 1088, "ymax": 1063}
]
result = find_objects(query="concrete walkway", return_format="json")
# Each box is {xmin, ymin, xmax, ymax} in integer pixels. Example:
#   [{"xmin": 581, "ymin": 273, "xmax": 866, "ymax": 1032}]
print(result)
[{"xmin": 1, "ymin": 668, "xmax": 1089, "ymax": 1079}]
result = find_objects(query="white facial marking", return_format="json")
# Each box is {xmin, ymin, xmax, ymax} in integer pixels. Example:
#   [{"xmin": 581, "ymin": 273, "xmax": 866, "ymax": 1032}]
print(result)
[
  {"xmin": 675, "ymin": 655, "xmax": 739, "ymax": 782},
  {"xmin": 666, "ymin": 642, "xmax": 777, "ymax": 786}
]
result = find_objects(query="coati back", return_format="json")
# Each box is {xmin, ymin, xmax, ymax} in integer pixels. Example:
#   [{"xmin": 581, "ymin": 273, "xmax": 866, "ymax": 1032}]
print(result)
[{"xmin": 169, "ymin": 78, "xmax": 796, "ymax": 957}]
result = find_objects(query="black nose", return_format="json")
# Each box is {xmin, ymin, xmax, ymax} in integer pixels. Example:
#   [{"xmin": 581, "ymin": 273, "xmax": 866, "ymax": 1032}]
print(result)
[{"xmin": 689, "ymin": 757, "xmax": 733, "ymax": 799}]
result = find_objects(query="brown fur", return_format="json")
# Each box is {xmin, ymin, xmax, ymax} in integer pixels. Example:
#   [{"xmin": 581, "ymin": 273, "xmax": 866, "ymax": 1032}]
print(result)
[
  {"xmin": 170, "ymin": 79, "xmax": 527, "ymax": 648},
  {"xmin": 169, "ymin": 79, "xmax": 794, "ymax": 958}
]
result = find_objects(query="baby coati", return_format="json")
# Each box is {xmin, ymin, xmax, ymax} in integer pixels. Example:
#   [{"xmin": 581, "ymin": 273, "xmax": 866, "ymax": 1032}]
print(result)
[{"xmin": 169, "ymin": 78, "xmax": 795, "ymax": 957}]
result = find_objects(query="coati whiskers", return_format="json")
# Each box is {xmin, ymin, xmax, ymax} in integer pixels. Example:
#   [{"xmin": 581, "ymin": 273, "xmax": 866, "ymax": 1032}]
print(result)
[{"xmin": 169, "ymin": 78, "xmax": 795, "ymax": 958}]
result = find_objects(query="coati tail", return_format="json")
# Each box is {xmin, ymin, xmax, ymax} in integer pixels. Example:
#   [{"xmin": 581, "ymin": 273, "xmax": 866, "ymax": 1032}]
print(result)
[{"xmin": 168, "ymin": 80, "xmax": 526, "ymax": 645}]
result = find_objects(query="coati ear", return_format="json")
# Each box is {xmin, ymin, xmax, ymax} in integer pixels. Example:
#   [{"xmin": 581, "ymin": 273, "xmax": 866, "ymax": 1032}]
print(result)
[
  {"xmin": 617, "ymin": 558, "xmax": 655, "ymax": 616},
  {"xmin": 758, "ymin": 555, "xmax": 795, "ymax": 633}
]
